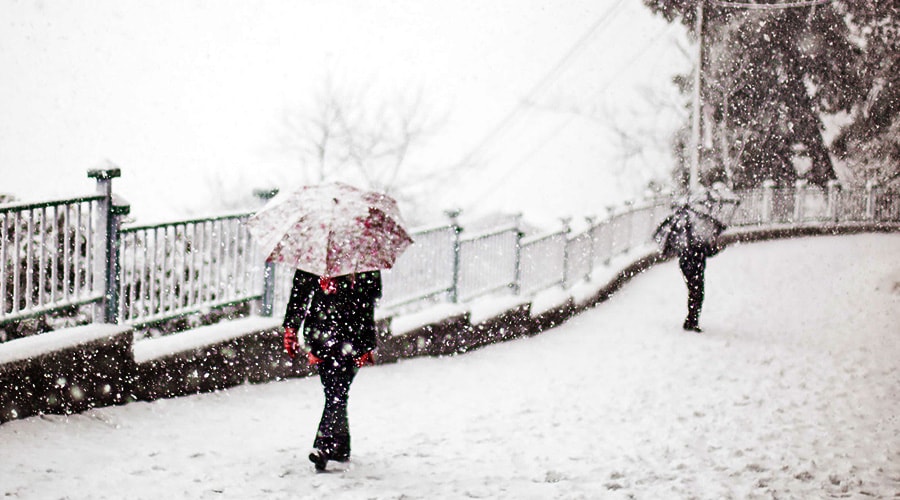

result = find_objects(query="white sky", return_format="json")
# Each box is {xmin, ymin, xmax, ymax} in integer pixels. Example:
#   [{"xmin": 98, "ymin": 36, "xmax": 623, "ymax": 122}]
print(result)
[{"xmin": 0, "ymin": 0, "xmax": 689, "ymax": 224}]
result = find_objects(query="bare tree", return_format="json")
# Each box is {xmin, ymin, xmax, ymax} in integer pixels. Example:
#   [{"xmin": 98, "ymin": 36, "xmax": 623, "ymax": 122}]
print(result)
[
  {"xmin": 279, "ymin": 74, "xmax": 351, "ymax": 186},
  {"xmin": 278, "ymin": 75, "xmax": 453, "ymax": 206}
]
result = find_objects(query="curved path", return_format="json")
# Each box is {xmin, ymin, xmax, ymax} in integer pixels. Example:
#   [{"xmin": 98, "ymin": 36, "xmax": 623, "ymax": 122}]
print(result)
[{"xmin": 1, "ymin": 234, "xmax": 898, "ymax": 499}]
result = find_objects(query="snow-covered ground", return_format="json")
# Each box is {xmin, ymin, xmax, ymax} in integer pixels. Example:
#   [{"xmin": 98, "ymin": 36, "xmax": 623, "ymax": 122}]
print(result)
[{"xmin": 1, "ymin": 233, "xmax": 898, "ymax": 499}]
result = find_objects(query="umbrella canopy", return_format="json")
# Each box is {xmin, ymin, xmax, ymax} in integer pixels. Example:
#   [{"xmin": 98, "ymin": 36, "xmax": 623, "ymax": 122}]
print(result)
[
  {"xmin": 653, "ymin": 205, "xmax": 726, "ymax": 258},
  {"xmin": 688, "ymin": 187, "xmax": 740, "ymax": 225},
  {"xmin": 246, "ymin": 182, "xmax": 414, "ymax": 277}
]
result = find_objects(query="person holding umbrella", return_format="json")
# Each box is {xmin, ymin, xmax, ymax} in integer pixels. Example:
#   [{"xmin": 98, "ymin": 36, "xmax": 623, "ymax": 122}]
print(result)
[
  {"xmin": 246, "ymin": 182, "xmax": 413, "ymax": 472},
  {"xmin": 282, "ymin": 269, "xmax": 381, "ymax": 471},
  {"xmin": 654, "ymin": 201, "xmax": 726, "ymax": 332},
  {"xmin": 676, "ymin": 230, "xmax": 721, "ymax": 332}
]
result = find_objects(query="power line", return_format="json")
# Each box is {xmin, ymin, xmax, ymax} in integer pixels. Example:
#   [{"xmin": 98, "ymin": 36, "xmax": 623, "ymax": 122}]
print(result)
[
  {"xmin": 519, "ymin": 0, "xmax": 629, "ymax": 109},
  {"xmin": 461, "ymin": 21, "xmax": 679, "ymax": 205},
  {"xmin": 456, "ymin": 0, "xmax": 629, "ymax": 167},
  {"xmin": 508, "ymin": 22, "xmax": 678, "ymax": 167},
  {"xmin": 710, "ymin": 0, "xmax": 835, "ymax": 10}
]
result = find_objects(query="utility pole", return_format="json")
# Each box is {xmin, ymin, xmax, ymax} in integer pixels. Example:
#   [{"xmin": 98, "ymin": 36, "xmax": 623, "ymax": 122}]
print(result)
[{"xmin": 689, "ymin": 0, "xmax": 704, "ymax": 195}]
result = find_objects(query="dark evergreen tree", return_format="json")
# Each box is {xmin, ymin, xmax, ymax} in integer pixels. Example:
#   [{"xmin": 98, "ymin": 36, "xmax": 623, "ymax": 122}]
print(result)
[
  {"xmin": 643, "ymin": 0, "xmax": 896, "ymax": 190},
  {"xmin": 830, "ymin": 2, "xmax": 900, "ymax": 188}
]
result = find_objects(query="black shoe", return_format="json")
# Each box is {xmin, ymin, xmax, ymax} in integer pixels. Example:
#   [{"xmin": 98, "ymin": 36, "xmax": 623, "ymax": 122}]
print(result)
[
  {"xmin": 683, "ymin": 322, "xmax": 702, "ymax": 333},
  {"xmin": 331, "ymin": 442, "xmax": 350, "ymax": 462},
  {"xmin": 308, "ymin": 449, "xmax": 328, "ymax": 471}
]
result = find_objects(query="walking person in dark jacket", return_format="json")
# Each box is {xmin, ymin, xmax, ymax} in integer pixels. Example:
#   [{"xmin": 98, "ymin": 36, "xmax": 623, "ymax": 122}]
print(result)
[
  {"xmin": 654, "ymin": 202, "xmax": 726, "ymax": 333},
  {"xmin": 282, "ymin": 269, "xmax": 382, "ymax": 472},
  {"xmin": 678, "ymin": 241, "xmax": 719, "ymax": 332}
]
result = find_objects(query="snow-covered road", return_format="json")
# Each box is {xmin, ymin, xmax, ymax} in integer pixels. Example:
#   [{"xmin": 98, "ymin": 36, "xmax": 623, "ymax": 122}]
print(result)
[{"xmin": 2, "ymin": 234, "xmax": 898, "ymax": 499}]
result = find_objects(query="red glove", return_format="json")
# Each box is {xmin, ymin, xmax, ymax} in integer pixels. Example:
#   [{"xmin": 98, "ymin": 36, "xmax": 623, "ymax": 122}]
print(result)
[
  {"xmin": 283, "ymin": 327, "xmax": 299, "ymax": 359},
  {"xmin": 318, "ymin": 276, "xmax": 337, "ymax": 294},
  {"xmin": 307, "ymin": 352, "xmax": 322, "ymax": 365},
  {"xmin": 355, "ymin": 351, "xmax": 374, "ymax": 367}
]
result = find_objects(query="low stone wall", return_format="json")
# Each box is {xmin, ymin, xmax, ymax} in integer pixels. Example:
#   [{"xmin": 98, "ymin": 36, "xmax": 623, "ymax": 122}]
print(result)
[
  {"xmin": 0, "ymin": 297, "xmax": 599, "ymax": 424},
  {"xmin": 2, "ymin": 225, "xmax": 896, "ymax": 424},
  {"xmin": 131, "ymin": 317, "xmax": 301, "ymax": 401},
  {"xmin": 377, "ymin": 303, "xmax": 537, "ymax": 360},
  {"xmin": 134, "ymin": 329, "xmax": 302, "ymax": 401},
  {"xmin": 722, "ymin": 221, "xmax": 899, "ymax": 245},
  {"xmin": 0, "ymin": 324, "xmax": 135, "ymax": 423}
]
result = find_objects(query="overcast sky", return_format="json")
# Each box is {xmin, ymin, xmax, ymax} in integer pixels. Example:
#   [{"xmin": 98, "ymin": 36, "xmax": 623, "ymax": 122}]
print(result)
[{"xmin": 1, "ymin": 0, "xmax": 689, "ymax": 224}]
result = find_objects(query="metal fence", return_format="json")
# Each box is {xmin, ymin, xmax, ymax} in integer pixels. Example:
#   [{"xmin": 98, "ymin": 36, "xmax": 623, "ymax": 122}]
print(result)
[
  {"xmin": 1, "ymin": 169, "xmax": 898, "ymax": 335},
  {"xmin": 0, "ymin": 196, "xmax": 104, "ymax": 323},
  {"xmin": 117, "ymin": 214, "xmax": 263, "ymax": 326},
  {"xmin": 380, "ymin": 223, "xmax": 458, "ymax": 309}
]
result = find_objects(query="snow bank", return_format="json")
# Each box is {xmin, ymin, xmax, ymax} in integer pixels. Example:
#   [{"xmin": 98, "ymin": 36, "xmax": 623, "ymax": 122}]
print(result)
[
  {"xmin": 133, "ymin": 316, "xmax": 281, "ymax": 364},
  {"xmin": 0, "ymin": 324, "xmax": 132, "ymax": 368}
]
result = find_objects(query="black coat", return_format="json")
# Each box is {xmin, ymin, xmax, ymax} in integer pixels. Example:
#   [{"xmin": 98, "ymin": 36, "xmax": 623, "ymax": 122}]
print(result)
[
  {"xmin": 283, "ymin": 269, "xmax": 382, "ymax": 360},
  {"xmin": 678, "ymin": 240, "xmax": 722, "ymax": 272}
]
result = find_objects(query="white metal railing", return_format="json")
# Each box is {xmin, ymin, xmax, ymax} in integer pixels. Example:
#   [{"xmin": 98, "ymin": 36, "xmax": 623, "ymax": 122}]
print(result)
[
  {"xmin": 379, "ymin": 224, "xmax": 457, "ymax": 309},
  {"xmin": 0, "ymin": 196, "xmax": 104, "ymax": 325},
  {"xmin": 117, "ymin": 214, "xmax": 263, "ymax": 326},
  {"xmin": 457, "ymin": 225, "xmax": 520, "ymax": 302},
  {"xmin": 519, "ymin": 231, "xmax": 567, "ymax": 296}
]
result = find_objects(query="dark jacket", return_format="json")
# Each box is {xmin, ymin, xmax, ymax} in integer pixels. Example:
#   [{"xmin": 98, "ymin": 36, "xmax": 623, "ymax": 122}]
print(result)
[{"xmin": 283, "ymin": 269, "xmax": 382, "ymax": 360}]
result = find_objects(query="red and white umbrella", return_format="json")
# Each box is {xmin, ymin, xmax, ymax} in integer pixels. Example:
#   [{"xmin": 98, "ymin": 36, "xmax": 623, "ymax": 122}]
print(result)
[{"xmin": 246, "ymin": 183, "xmax": 413, "ymax": 277}]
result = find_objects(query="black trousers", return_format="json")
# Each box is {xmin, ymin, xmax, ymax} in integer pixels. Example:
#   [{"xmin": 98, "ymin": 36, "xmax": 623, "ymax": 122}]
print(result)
[
  {"xmin": 314, "ymin": 356, "xmax": 358, "ymax": 459},
  {"xmin": 678, "ymin": 252, "xmax": 706, "ymax": 327}
]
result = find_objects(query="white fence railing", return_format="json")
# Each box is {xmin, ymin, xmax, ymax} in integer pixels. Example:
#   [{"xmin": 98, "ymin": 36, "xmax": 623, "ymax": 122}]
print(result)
[
  {"xmin": 0, "ymin": 196, "xmax": 105, "ymax": 324},
  {"xmin": 117, "ymin": 214, "xmax": 264, "ymax": 326},
  {"xmin": 1, "ymin": 171, "xmax": 898, "ymax": 337}
]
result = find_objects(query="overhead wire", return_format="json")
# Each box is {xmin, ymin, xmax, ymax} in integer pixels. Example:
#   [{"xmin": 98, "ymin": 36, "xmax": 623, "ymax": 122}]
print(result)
[
  {"xmin": 462, "ymin": 20, "xmax": 681, "ymax": 204},
  {"xmin": 468, "ymin": 0, "xmax": 838, "ymax": 205},
  {"xmin": 461, "ymin": 0, "xmax": 840, "ymax": 209},
  {"xmin": 456, "ymin": 0, "xmax": 629, "ymax": 168}
]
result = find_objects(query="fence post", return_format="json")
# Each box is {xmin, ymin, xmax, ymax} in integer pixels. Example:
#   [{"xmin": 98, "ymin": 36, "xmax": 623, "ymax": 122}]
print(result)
[
  {"xmin": 109, "ymin": 200, "xmax": 130, "ymax": 323},
  {"xmin": 253, "ymin": 188, "xmax": 279, "ymax": 317},
  {"xmin": 560, "ymin": 217, "xmax": 571, "ymax": 288},
  {"xmin": 512, "ymin": 213, "xmax": 523, "ymax": 295},
  {"xmin": 88, "ymin": 167, "xmax": 128, "ymax": 324},
  {"xmin": 260, "ymin": 262, "xmax": 276, "ymax": 317},
  {"xmin": 622, "ymin": 200, "xmax": 634, "ymax": 252},
  {"xmin": 865, "ymin": 180, "xmax": 878, "ymax": 221},
  {"xmin": 444, "ymin": 209, "xmax": 462, "ymax": 303},
  {"xmin": 761, "ymin": 179, "xmax": 776, "ymax": 224},
  {"xmin": 826, "ymin": 180, "xmax": 840, "ymax": 223},
  {"xmin": 793, "ymin": 179, "xmax": 807, "ymax": 223},
  {"xmin": 603, "ymin": 206, "xmax": 615, "ymax": 265},
  {"xmin": 584, "ymin": 216, "xmax": 596, "ymax": 281}
]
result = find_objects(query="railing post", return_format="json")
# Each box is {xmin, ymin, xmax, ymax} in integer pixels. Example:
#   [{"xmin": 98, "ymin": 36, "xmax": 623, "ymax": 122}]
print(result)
[
  {"xmin": 865, "ymin": 180, "xmax": 878, "ymax": 221},
  {"xmin": 559, "ymin": 217, "xmax": 571, "ymax": 288},
  {"xmin": 512, "ymin": 213, "xmax": 523, "ymax": 295},
  {"xmin": 622, "ymin": 200, "xmax": 634, "ymax": 252},
  {"xmin": 260, "ymin": 261, "xmax": 276, "ymax": 317},
  {"xmin": 253, "ymin": 188, "xmax": 279, "ymax": 317},
  {"xmin": 793, "ymin": 179, "xmax": 807, "ymax": 223},
  {"xmin": 603, "ymin": 206, "xmax": 615, "ymax": 265},
  {"xmin": 585, "ymin": 215, "xmax": 596, "ymax": 281},
  {"xmin": 444, "ymin": 209, "xmax": 462, "ymax": 303},
  {"xmin": 826, "ymin": 180, "xmax": 840, "ymax": 223},
  {"xmin": 109, "ymin": 200, "xmax": 130, "ymax": 323},
  {"xmin": 761, "ymin": 179, "xmax": 776, "ymax": 224},
  {"xmin": 88, "ymin": 167, "xmax": 127, "ymax": 324}
]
